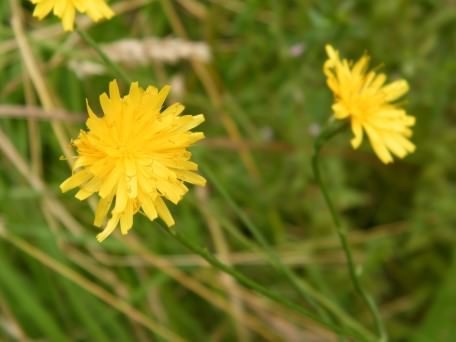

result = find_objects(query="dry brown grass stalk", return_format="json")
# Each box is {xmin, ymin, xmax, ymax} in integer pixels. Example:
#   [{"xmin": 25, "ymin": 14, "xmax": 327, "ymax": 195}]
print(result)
[
  {"xmin": 0, "ymin": 105, "xmax": 84, "ymax": 122},
  {"xmin": 70, "ymin": 37, "xmax": 211, "ymax": 78},
  {"xmin": 102, "ymin": 37, "xmax": 211, "ymax": 64}
]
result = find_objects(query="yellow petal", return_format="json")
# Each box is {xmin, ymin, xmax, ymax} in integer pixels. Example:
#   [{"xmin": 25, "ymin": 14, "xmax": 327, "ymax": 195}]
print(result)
[
  {"xmin": 100, "ymin": 93, "xmax": 114, "ymax": 118},
  {"xmin": 333, "ymin": 103, "xmax": 350, "ymax": 119},
  {"xmin": 364, "ymin": 124, "xmax": 393, "ymax": 164},
  {"xmin": 94, "ymin": 191, "xmax": 115, "ymax": 227},
  {"xmin": 109, "ymin": 79, "xmax": 120, "ymax": 99},
  {"xmin": 61, "ymin": 5, "xmax": 76, "ymax": 31},
  {"xmin": 75, "ymin": 177, "xmax": 101, "ymax": 200},
  {"xmin": 120, "ymin": 201, "xmax": 134, "ymax": 235},
  {"xmin": 124, "ymin": 159, "xmax": 138, "ymax": 198},
  {"xmin": 177, "ymin": 171, "xmax": 206, "ymax": 186},
  {"xmin": 350, "ymin": 119, "xmax": 363, "ymax": 149},
  {"xmin": 382, "ymin": 80, "xmax": 409, "ymax": 102},
  {"xmin": 33, "ymin": 0, "xmax": 54, "ymax": 19},
  {"xmin": 161, "ymin": 103, "xmax": 185, "ymax": 117},
  {"xmin": 370, "ymin": 73, "xmax": 386, "ymax": 90},
  {"xmin": 60, "ymin": 170, "xmax": 92, "ymax": 193},
  {"xmin": 352, "ymin": 55, "xmax": 369, "ymax": 76},
  {"xmin": 383, "ymin": 134, "xmax": 408, "ymax": 158},
  {"xmin": 325, "ymin": 44, "xmax": 339, "ymax": 63},
  {"xmin": 53, "ymin": 0, "xmax": 66, "ymax": 16},
  {"xmin": 99, "ymin": 165, "xmax": 121, "ymax": 198},
  {"xmin": 150, "ymin": 85, "xmax": 171, "ymax": 112},
  {"xmin": 140, "ymin": 193, "xmax": 158, "ymax": 221},
  {"xmin": 84, "ymin": 0, "xmax": 115, "ymax": 21},
  {"xmin": 113, "ymin": 176, "xmax": 128, "ymax": 213},
  {"xmin": 173, "ymin": 114, "xmax": 205, "ymax": 133},
  {"xmin": 96, "ymin": 214, "xmax": 119, "ymax": 242},
  {"xmin": 155, "ymin": 197, "xmax": 175, "ymax": 227}
]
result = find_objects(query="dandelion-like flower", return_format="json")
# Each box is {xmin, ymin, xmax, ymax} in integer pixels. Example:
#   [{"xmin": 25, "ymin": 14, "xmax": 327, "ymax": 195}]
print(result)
[
  {"xmin": 324, "ymin": 44, "xmax": 416, "ymax": 164},
  {"xmin": 60, "ymin": 80, "xmax": 206, "ymax": 241},
  {"xmin": 30, "ymin": 0, "xmax": 114, "ymax": 31}
]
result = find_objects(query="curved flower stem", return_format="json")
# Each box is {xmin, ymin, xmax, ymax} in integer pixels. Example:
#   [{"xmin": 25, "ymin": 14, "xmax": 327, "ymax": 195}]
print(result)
[
  {"xmin": 76, "ymin": 26, "xmax": 131, "ymax": 85},
  {"xmin": 311, "ymin": 121, "xmax": 388, "ymax": 342},
  {"xmin": 159, "ymin": 223, "xmax": 373, "ymax": 341},
  {"xmin": 203, "ymin": 164, "xmax": 377, "ymax": 341},
  {"xmin": 203, "ymin": 166, "xmax": 327, "ymax": 314}
]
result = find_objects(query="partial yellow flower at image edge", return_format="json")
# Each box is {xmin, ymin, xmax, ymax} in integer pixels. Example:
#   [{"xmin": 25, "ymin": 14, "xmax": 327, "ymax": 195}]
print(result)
[
  {"xmin": 324, "ymin": 44, "xmax": 416, "ymax": 164},
  {"xmin": 60, "ymin": 80, "xmax": 206, "ymax": 242},
  {"xmin": 30, "ymin": 0, "xmax": 114, "ymax": 31}
]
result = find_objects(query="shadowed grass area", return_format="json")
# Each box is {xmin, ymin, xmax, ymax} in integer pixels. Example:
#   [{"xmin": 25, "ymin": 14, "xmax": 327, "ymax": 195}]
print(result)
[{"xmin": 0, "ymin": 0, "xmax": 455, "ymax": 341}]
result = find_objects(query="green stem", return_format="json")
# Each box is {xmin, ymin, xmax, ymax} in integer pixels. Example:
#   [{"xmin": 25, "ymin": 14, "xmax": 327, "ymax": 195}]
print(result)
[
  {"xmin": 204, "ymin": 166, "xmax": 324, "ymax": 309},
  {"xmin": 203, "ymin": 164, "xmax": 376, "ymax": 342},
  {"xmin": 160, "ymin": 223, "xmax": 371, "ymax": 341},
  {"xmin": 311, "ymin": 121, "xmax": 388, "ymax": 342},
  {"xmin": 76, "ymin": 26, "xmax": 131, "ymax": 85}
]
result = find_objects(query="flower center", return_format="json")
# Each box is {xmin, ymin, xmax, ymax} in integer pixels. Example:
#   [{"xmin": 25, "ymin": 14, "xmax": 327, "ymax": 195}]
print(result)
[{"xmin": 110, "ymin": 144, "xmax": 137, "ymax": 158}]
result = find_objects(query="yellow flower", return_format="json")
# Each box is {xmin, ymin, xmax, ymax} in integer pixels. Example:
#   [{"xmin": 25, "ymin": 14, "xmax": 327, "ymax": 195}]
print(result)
[
  {"xmin": 30, "ymin": 0, "xmax": 114, "ymax": 31},
  {"xmin": 60, "ymin": 80, "xmax": 206, "ymax": 242},
  {"xmin": 324, "ymin": 44, "xmax": 416, "ymax": 164}
]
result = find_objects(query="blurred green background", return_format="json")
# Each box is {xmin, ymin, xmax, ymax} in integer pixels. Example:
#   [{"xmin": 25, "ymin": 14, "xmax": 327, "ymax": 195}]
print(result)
[{"xmin": 0, "ymin": 0, "xmax": 455, "ymax": 341}]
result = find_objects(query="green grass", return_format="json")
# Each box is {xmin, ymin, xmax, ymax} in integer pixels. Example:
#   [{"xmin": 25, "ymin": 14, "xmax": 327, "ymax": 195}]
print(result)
[{"xmin": 0, "ymin": 0, "xmax": 455, "ymax": 341}]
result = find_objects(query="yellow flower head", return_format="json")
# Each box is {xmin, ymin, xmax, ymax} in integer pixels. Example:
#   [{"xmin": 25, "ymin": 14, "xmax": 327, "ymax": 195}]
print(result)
[
  {"xmin": 30, "ymin": 0, "xmax": 114, "ymax": 31},
  {"xmin": 324, "ymin": 44, "xmax": 416, "ymax": 164},
  {"xmin": 60, "ymin": 80, "xmax": 206, "ymax": 242}
]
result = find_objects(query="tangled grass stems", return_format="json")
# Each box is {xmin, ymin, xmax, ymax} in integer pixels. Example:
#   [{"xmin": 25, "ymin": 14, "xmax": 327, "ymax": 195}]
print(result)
[
  {"xmin": 159, "ymin": 223, "xmax": 375, "ymax": 342},
  {"xmin": 311, "ymin": 121, "xmax": 388, "ymax": 342},
  {"xmin": 203, "ymin": 164, "xmax": 376, "ymax": 341},
  {"xmin": 10, "ymin": 0, "xmax": 74, "ymax": 166},
  {"xmin": 0, "ymin": 229, "xmax": 186, "ymax": 342},
  {"xmin": 203, "ymin": 165, "xmax": 330, "ymax": 314}
]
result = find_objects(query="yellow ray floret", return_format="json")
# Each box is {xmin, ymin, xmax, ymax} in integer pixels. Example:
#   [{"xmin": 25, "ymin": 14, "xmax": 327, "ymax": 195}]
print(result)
[
  {"xmin": 60, "ymin": 80, "xmax": 206, "ymax": 241},
  {"xmin": 30, "ymin": 0, "xmax": 114, "ymax": 31},
  {"xmin": 324, "ymin": 44, "xmax": 416, "ymax": 164}
]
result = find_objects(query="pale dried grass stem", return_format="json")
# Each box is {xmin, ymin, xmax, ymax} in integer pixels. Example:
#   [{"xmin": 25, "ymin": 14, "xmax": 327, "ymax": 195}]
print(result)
[{"xmin": 197, "ymin": 187, "xmax": 250, "ymax": 342}]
